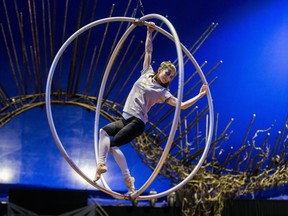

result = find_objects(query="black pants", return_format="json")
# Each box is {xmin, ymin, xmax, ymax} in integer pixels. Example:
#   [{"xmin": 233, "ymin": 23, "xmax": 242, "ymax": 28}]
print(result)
[{"xmin": 102, "ymin": 116, "xmax": 145, "ymax": 147}]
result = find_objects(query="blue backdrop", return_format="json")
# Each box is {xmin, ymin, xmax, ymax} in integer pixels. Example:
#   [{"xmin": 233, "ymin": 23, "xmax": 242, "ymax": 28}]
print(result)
[{"xmin": 0, "ymin": 0, "xmax": 287, "ymax": 196}]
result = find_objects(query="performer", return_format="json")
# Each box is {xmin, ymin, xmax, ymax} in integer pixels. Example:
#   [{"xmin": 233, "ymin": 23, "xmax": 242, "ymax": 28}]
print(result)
[{"xmin": 93, "ymin": 22, "xmax": 208, "ymax": 194}]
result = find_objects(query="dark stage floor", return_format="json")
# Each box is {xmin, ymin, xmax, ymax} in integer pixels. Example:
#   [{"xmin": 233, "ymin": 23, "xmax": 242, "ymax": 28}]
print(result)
[{"xmin": 0, "ymin": 184, "xmax": 181, "ymax": 216}]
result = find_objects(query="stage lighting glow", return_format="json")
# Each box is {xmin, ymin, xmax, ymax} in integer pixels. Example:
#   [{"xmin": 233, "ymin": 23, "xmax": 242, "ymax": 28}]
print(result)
[
  {"xmin": 0, "ymin": 167, "xmax": 13, "ymax": 183},
  {"xmin": 69, "ymin": 164, "xmax": 94, "ymax": 187}
]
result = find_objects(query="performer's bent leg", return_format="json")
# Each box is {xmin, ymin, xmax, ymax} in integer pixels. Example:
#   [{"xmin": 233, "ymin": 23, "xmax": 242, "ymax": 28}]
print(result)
[
  {"xmin": 108, "ymin": 118, "xmax": 144, "ymax": 192},
  {"xmin": 110, "ymin": 146, "xmax": 135, "ymax": 193},
  {"xmin": 110, "ymin": 146, "xmax": 130, "ymax": 178},
  {"xmin": 98, "ymin": 128, "xmax": 110, "ymax": 164},
  {"xmin": 93, "ymin": 128, "xmax": 109, "ymax": 182}
]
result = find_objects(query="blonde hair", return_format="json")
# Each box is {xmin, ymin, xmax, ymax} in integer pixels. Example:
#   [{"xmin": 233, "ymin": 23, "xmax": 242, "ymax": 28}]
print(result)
[{"xmin": 160, "ymin": 61, "xmax": 176, "ymax": 74}]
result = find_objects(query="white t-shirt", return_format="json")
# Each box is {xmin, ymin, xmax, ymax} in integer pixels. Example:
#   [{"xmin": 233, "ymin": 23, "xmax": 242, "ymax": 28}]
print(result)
[{"xmin": 123, "ymin": 65, "xmax": 172, "ymax": 124}]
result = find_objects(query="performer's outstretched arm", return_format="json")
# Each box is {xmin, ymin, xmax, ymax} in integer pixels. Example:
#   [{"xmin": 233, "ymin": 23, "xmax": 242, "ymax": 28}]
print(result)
[
  {"xmin": 143, "ymin": 22, "xmax": 155, "ymax": 69},
  {"xmin": 166, "ymin": 84, "xmax": 208, "ymax": 110}
]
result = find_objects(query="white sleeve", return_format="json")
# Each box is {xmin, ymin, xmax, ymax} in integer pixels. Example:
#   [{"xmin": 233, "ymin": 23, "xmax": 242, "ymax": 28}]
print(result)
[{"xmin": 158, "ymin": 89, "xmax": 173, "ymax": 103}]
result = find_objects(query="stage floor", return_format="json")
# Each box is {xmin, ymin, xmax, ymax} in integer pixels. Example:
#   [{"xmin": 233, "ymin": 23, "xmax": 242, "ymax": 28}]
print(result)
[{"xmin": 0, "ymin": 184, "xmax": 181, "ymax": 216}]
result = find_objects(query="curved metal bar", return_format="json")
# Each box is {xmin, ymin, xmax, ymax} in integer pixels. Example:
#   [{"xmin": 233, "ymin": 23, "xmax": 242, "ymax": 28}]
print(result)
[
  {"xmin": 46, "ymin": 16, "xmax": 143, "ymax": 200},
  {"xmin": 94, "ymin": 13, "xmax": 184, "ymax": 199},
  {"xmin": 95, "ymin": 22, "xmax": 137, "ymax": 193}
]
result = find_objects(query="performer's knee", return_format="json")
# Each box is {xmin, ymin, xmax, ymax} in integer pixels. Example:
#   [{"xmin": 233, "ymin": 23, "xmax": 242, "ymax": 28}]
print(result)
[
  {"xmin": 110, "ymin": 146, "xmax": 118, "ymax": 154},
  {"xmin": 100, "ymin": 128, "xmax": 109, "ymax": 138}
]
